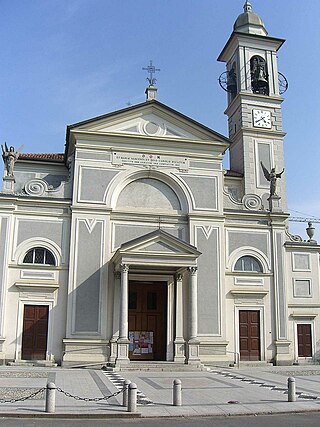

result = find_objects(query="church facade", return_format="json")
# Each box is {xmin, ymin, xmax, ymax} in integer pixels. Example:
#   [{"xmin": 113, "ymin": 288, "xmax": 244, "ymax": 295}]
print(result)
[{"xmin": 0, "ymin": 2, "xmax": 319, "ymax": 367}]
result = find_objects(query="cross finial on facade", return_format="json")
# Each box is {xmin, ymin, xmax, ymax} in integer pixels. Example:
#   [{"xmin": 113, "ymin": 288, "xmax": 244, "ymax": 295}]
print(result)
[{"xmin": 142, "ymin": 60, "xmax": 160, "ymax": 86}]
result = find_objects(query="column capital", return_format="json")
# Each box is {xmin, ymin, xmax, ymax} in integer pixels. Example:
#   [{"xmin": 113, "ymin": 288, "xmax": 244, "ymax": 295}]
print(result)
[
  {"xmin": 120, "ymin": 263, "xmax": 129, "ymax": 273},
  {"xmin": 188, "ymin": 266, "xmax": 197, "ymax": 275},
  {"xmin": 114, "ymin": 271, "xmax": 121, "ymax": 280},
  {"xmin": 176, "ymin": 273, "xmax": 183, "ymax": 282}
]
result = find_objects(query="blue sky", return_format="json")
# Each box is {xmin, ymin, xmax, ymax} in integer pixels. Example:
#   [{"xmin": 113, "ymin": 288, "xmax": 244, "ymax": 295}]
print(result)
[{"xmin": 1, "ymin": 0, "xmax": 319, "ymax": 238}]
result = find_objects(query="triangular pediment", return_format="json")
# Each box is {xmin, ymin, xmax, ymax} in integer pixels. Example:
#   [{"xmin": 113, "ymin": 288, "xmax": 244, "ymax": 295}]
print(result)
[
  {"xmin": 112, "ymin": 229, "xmax": 201, "ymax": 270},
  {"xmin": 140, "ymin": 241, "xmax": 179, "ymax": 253},
  {"xmin": 83, "ymin": 112, "xmax": 198, "ymax": 140},
  {"xmin": 119, "ymin": 229, "xmax": 200, "ymax": 256},
  {"xmin": 67, "ymin": 100, "xmax": 230, "ymax": 145}
]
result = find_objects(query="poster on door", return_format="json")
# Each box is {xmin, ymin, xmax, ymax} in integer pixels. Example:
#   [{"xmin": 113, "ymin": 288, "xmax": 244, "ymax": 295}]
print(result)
[{"xmin": 129, "ymin": 331, "xmax": 153, "ymax": 355}]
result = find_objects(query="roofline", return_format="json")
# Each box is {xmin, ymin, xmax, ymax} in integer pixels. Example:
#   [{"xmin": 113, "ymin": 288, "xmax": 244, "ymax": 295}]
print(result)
[
  {"xmin": 17, "ymin": 156, "xmax": 65, "ymax": 165},
  {"xmin": 217, "ymin": 31, "xmax": 286, "ymax": 62},
  {"xmin": 67, "ymin": 100, "xmax": 150, "ymax": 131},
  {"xmin": 65, "ymin": 99, "xmax": 231, "ymax": 158}
]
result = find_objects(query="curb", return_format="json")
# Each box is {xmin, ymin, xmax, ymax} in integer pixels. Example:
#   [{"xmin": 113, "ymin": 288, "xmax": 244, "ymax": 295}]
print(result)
[
  {"xmin": 1, "ymin": 407, "xmax": 320, "ymax": 419},
  {"xmin": 0, "ymin": 412, "xmax": 142, "ymax": 419}
]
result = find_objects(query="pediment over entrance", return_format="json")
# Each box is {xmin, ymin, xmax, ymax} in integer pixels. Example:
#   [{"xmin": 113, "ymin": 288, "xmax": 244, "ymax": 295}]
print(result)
[
  {"xmin": 112, "ymin": 229, "xmax": 201, "ymax": 271},
  {"xmin": 120, "ymin": 229, "xmax": 199, "ymax": 255}
]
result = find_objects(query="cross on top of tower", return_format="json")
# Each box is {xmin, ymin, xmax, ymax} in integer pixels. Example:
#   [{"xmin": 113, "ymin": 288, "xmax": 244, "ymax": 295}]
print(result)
[{"xmin": 142, "ymin": 60, "xmax": 160, "ymax": 86}]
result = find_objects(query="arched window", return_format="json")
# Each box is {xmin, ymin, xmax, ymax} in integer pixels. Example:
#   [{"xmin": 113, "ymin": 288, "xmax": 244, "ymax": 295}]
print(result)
[
  {"xmin": 234, "ymin": 256, "xmax": 262, "ymax": 273},
  {"xmin": 23, "ymin": 247, "xmax": 56, "ymax": 266}
]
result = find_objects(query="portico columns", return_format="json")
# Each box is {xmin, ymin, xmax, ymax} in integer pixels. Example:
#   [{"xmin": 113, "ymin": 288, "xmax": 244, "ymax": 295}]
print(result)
[
  {"xmin": 116, "ymin": 263, "xmax": 130, "ymax": 364},
  {"xmin": 109, "ymin": 271, "xmax": 120, "ymax": 363},
  {"xmin": 187, "ymin": 266, "xmax": 200, "ymax": 363},
  {"xmin": 174, "ymin": 273, "xmax": 186, "ymax": 362}
]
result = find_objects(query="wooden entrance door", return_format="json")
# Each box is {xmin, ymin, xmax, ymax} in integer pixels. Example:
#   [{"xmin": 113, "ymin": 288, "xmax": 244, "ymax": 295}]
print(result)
[
  {"xmin": 239, "ymin": 310, "xmax": 261, "ymax": 361},
  {"xmin": 21, "ymin": 305, "xmax": 49, "ymax": 360},
  {"xmin": 128, "ymin": 282, "xmax": 167, "ymax": 360},
  {"xmin": 297, "ymin": 324, "xmax": 312, "ymax": 357}
]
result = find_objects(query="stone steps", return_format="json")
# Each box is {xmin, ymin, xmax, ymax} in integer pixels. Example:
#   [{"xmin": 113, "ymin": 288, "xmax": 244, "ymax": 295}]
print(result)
[
  {"xmin": 203, "ymin": 361, "xmax": 274, "ymax": 370},
  {"xmin": 7, "ymin": 360, "xmax": 57, "ymax": 368},
  {"xmin": 107, "ymin": 361, "xmax": 203, "ymax": 372},
  {"xmin": 238, "ymin": 361, "xmax": 274, "ymax": 368}
]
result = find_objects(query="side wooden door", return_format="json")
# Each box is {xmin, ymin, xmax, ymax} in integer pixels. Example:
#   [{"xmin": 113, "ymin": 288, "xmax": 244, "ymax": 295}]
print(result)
[
  {"xmin": 239, "ymin": 310, "xmax": 261, "ymax": 361},
  {"xmin": 21, "ymin": 305, "xmax": 49, "ymax": 360},
  {"xmin": 297, "ymin": 324, "xmax": 312, "ymax": 357}
]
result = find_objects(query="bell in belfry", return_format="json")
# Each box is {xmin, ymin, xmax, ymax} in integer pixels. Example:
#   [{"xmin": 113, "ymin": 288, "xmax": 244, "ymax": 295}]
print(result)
[
  {"xmin": 226, "ymin": 67, "xmax": 237, "ymax": 94},
  {"xmin": 256, "ymin": 65, "xmax": 268, "ymax": 88},
  {"xmin": 250, "ymin": 55, "xmax": 269, "ymax": 95}
]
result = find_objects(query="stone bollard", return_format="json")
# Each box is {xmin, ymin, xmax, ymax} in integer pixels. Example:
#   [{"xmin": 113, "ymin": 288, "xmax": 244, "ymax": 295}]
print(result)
[
  {"xmin": 288, "ymin": 377, "xmax": 296, "ymax": 402},
  {"xmin": 45, "ymin": 382, "xmax": 56, "ymax": 413},
  {"xmin": 173, "ymin": 379, "xmax": 182, "ymax": 406},
  {"xmin": 123, "ymin": 379, "xmax": 131, "ymax": 407},
  {"xmin": 127, "ymin": 382, "xmax": 137, "ymax": 412}
]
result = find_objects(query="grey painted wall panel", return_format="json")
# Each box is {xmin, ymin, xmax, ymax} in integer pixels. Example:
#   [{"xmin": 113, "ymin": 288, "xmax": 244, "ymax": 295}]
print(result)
[
  {"xmin": 79, "ymin": 169, "xmax": 119, "ymax": 202},
  {"xmin": 228, "ymin": 231, "xmax": 268, "ymax": 256},
  {"xmin": 257, "ymin": 142, "xmax": 271, "ymax": 186},
  {"xmin": 77, "ymin": 152, "xmax": 111, "ymax": 161},
  {"xmin": 293, "ymin": 253, "xmax": 310, "ymax": 270},
  {"xmin": 17, "ymin": 220, "xmax": 64, "ymax": 248},
  {"xmin": 74, "ymin": 221, "xmax": 102, "ymax": 333},
  {"xmin": 114, "ymin": 224, "xmax": 186, "ymax": 250},
  {"xmin": 197, "ymin": 228, "xmax": 220, "ymax": 335},
  {"xmin": 179, "ymin": 176, "xmax": 217, "ymax": 210},
  {"xmin": 189, "ymin": 162, "xmax": 220, "ymax": 170},
  {"xmin": 0, "ymin": 218, "xmax": 8, "ymax": 312},
  {"xmin": 276, "ymin": 232, "xmax": 286, "ymax": 339}
]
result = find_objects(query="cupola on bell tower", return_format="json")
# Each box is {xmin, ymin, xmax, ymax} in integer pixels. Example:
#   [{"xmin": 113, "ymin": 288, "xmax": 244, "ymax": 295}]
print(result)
[{"xmin": 218, "ymin": 1, "xmax": 288, "ymax": 211}]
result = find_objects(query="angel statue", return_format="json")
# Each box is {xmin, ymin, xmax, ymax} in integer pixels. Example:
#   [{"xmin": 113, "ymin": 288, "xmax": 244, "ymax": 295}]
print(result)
[
  {"xmin": 1, "ymin": 143, "xmax": 23, "ymax": 177},
  {"xmin": 260, "ymin": 161, "xmax": 284, "ymax": 197}
]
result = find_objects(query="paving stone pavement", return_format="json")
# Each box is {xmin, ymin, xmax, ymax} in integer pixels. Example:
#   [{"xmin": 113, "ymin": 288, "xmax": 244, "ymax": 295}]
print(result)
[
  {"xmin": 102, "ymin": 371, "xmax": 153, "ymax": 405},
  {"xmin": 0, "ymin": 365, "xmax": 320, "ymax": 418}
]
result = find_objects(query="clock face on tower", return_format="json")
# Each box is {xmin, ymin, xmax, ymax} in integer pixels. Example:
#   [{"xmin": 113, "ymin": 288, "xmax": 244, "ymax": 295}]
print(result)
[{"xmin": 252, "ymin": 109, "xmax": 271, "ymax": 128}]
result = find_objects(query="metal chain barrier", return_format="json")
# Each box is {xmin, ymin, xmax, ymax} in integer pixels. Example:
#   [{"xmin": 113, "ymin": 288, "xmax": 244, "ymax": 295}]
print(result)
[
  {"xmin": 0, "ymin": 385, "xmax": 123, "ymax": 404},
  {"xmin": 56, "ymin": 386, "xmax": 124, "ymax": 402},
  {"xmin": 0, "ymin": 387, "xmax": 46, "ymax": 404}
]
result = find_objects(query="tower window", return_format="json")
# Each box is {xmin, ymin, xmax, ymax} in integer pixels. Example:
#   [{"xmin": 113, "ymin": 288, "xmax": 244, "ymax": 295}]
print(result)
[
  {"xmin": 250, "ymin": 56, "xmax": 269, "ymax": 96},
  {"xmin": 234, "ymin": 256, "xmax": 262, "ymax": 273},
  {"xmin": 23, "ymin": 247, "xmax": 56, "ymax": 266},
  {"xmin": 228, "ymin": 62, "xmax": 237, "ymax": 100}
]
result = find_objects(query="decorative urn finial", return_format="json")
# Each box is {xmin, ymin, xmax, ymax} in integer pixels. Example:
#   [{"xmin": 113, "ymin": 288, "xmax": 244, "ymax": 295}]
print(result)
[{"xmin": 306, "ymin": 222, "xmax": 316, "ymax": 243}]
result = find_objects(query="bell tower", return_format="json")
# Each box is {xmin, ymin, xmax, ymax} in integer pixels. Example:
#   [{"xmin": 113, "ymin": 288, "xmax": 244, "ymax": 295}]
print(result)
[{"xmin": 218, "ymin": 1, "xmax": 288, "ymax": 210}]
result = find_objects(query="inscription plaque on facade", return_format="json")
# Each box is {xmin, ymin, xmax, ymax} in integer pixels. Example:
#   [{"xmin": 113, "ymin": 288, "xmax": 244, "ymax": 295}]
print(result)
[{"xmin": 112, "ymin": 151, "xmax": 189, "ymax": 171}]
